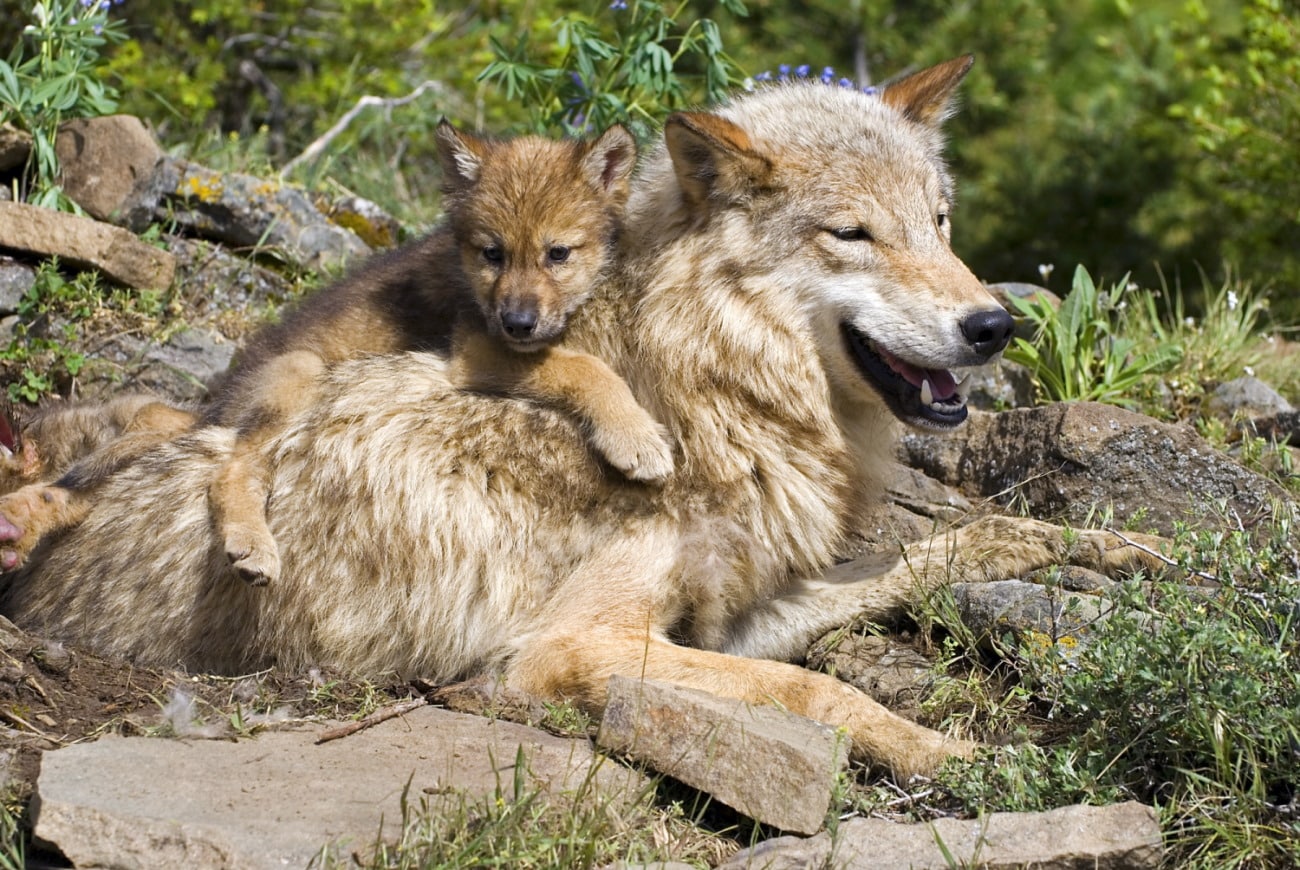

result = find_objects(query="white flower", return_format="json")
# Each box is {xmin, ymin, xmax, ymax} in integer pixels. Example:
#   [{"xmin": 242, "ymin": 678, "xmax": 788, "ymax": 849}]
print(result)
[
  {"xmin": 1227, "ymin": 290, "xmax": 1239, "ymax": 311},
  {"xmin": 1037, "ymin": 263, "xmax": 1055, "ymax": 282}
]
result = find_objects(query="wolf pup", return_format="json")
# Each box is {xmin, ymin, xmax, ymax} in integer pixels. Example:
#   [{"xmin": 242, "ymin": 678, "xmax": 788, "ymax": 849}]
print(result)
[
  {"xmin": 0, "ymin": 123, "xmax": 671, "ymax": 583},
  {"xmin": 0, "ymin": 395, "xmax": 195, "ymax": 569}
]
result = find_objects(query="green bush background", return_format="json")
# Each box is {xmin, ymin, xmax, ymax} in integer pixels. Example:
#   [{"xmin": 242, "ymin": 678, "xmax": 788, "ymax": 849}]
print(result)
[{"xmin": 2, "ymin": 0, "xmax": 1297, "ymax": 319}]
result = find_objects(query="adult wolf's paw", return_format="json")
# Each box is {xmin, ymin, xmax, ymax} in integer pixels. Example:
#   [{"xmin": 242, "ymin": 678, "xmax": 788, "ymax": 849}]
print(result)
[
  {"xmin": 591, "ymin": 414, "xmax": 675, "ymax": 483},
  {"xmin": 0, "ymin": 484, "xmax": 76, "ymax": 571},
  {"xmin": 1070, "ymin": 528, "xmax": 1172, "ymax": 578},
  {"xmin": 223, "ymin": 523, "xmax": 282, "ymax": 587}
]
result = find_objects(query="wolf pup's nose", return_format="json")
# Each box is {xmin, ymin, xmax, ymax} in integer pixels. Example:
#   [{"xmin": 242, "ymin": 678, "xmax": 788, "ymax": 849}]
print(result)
[
  {"xmin": 500, "ymin": 306, "xmax": 539, "ymax": 338},
  {"xmin": 959, "ymin": 308, "xmax": 1015, "ymax": 358}
]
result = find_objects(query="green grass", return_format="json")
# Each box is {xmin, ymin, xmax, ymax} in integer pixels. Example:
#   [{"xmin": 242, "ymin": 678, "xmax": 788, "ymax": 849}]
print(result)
[
  {"xmin": 323, "ymin": 749, "xmax": 732, "ymax": 869},
  {"xmin": 928, "ymin": 502, "xmax": 1300, "ymax": 868}
]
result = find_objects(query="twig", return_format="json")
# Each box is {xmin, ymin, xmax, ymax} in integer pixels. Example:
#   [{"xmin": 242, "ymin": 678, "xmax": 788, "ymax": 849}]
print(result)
[
  {"xmin": 280, "ymin": 81, "xmax": 448, "ymax": 178},
  {"xmin": 0, "ymin": 707, "xmax": 62, "ymax": 744},
  {"xmin": 314, "ymin": 697, "xmax": 427, "ymax": 744},
  {"xmin": 1108, "ymin": 530, "xmax": 1220, "ymax": 584}
]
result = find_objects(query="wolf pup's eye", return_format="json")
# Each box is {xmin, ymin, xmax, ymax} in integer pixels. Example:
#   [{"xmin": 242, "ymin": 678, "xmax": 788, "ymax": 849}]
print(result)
[
  {"xmin": 483, "ymin": 244, "xmax": 504, "ymax": 264},
  {"xmin": 828, "ymin": 226, "xmax": 873, "ymax": 242},
  {"xmin": 547, "ymin": 245, "xmax": 571, "ymax": 263}
]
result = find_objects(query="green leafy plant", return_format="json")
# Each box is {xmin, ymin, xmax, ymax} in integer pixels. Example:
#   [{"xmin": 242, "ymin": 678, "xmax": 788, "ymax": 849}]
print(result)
[
  {"xmin": 940, "ymin": 507, "xmax": 1300, "ymax": 868},
  {"xmin": 478, "ymin": 0, "xmax": 749, "ymax": 137},
  {"xmin": 1004, "ymin": 265, "xmax": 1183, "ymax": 407},
  {"xmin": 0, "ymin": 0, "xmax": 127, "ymax": 208}
]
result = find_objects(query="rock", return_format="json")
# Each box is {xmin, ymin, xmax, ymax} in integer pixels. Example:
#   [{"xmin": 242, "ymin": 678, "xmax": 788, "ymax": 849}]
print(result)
[
  {"xmin": 596, "ymin": 676, "xmax": 847, "ymax": 836},
  {"xmin": 806, "ymin": 633, "xmax": 938, "ymax": 716},
  {"xmin": 0, "ymin": 201, "xmax": 175, "ymax": 290},
  {"xmin": 963, "ymin": 359, "xmax": 1037, "ymax": 411},
  {"xmin": 1208, "ymin": 376, "xmax": 1294, "ymax": 420},
  {"xmin": 718, "ymin": 801, "xmax": 1162, "ymax": 869},
  {"xmin": 886, "ymin": 463, "xmax": 973, "ymax": 523},
  {"xmin": 144, "ymin": 327, "xmax": 236, "ymax": 388},
  {"xmin": 166, "ymin": 235, "xmax": 295, "ymax": 321},
  {"xmin": 900, "ymin": 403, "xmax": 1290, "ymax": 535},
  {"xmin": 55, "ymin": 115, "xmax": 164, "ymax": 223},
  {"xmin": 0, "ymin": 256, "xmax": 35, "ymax": 314},
  {"xmin": 324, "ymin": 194, "xmax": 404, "ymax": 249},
  {"xmin": 32, "ymin": 705, "xmax": 647, "ymax": 869},
  {"xmin": 121, "ymin": 156, "xmax": 371, "ymax": 271},
  {"xmin": 0, "ymin": 124, "xmax": 31, "ymax": 173},
  {"xmin": 950, "ymin": 579, "xmax": 1112, "ymax": 661}
]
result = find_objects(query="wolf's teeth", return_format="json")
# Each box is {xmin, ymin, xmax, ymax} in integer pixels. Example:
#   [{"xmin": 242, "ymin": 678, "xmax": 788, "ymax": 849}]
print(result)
[
  {"xmin": 920, "ymin": 378, "xmax": 934, "ymax": 406},
  {"xmin": 955, "ymin": 374, "xmax": 971, "ymax": 402}
]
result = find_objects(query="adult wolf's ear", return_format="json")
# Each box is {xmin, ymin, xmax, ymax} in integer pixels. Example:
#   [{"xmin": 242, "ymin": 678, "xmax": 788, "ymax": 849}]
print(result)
[
  {"xmin": 435, "ymin": 119, "xmax": 490, "ymax": 193},
  {"xmin": 664, "ymin": 112, "xmax": 772, "ymax": 211},
  {"xmin": 881, "ymin": 54, "xmax": 975, "ymax": 128},
  {"xmin": 582, "ymin": 124, "xmax": 638, "ymax": 203}
]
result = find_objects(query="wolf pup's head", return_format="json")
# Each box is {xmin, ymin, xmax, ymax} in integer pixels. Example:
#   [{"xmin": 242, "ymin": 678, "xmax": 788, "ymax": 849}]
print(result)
[
  {"xmin": 662, "ymin": 56, "xmax": 1012, "ymax": 430},
  {"xmin": 436, "ymin": 122, "xmax": 638, "ymax": 352}
]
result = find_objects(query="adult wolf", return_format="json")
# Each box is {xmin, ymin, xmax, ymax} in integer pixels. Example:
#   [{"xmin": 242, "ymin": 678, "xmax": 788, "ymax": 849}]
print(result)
[{"xmin": 1, "ymin": 56, "xmax": 1161, "ymax": 778}]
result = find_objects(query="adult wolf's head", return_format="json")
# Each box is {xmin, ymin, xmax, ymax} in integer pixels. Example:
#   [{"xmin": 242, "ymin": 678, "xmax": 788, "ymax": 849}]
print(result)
[{"xmin": 661, "ymin": 56, "xmax": 1010, "ymax": 430}]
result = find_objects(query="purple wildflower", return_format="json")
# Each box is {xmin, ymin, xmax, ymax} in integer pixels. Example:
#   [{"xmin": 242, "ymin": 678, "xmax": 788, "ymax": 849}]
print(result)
[
  {"xmin": 777, "ymin": 63, "xmax": 791, "ymax": 81},
  {"xmin": 820, "ymin": 67, "xmax": 835, "ymax": 84},
  {"xmin": 838, "ymin": 78, "xmax": 853, "ymax": 88},
  {"xmin": 610, "ymin": 0, "xmax": 628, "ymax": 9},
  {"xmin": 795, "ymin": 64, "xmax": 810, "ymax": 78},
  {"xmin": 755, "ymin": 71, "xmax": 772, "ymax": 82},
  {"xmin": 862, "ymin": 85, "xmax": 878, "ymax": 96}
]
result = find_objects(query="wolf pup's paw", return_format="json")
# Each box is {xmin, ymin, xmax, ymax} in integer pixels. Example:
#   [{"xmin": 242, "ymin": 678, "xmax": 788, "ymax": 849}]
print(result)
[
  {"xmin": 0, "ymin": 484, "xmax": 75, "ymax": 571},
  {"xmin": 591, "ymin": 414, "xmax": 675, "ymax": 483},
  {"xmin": 223, "ymin": 524, "xmax": 282, "ymax": 587}
]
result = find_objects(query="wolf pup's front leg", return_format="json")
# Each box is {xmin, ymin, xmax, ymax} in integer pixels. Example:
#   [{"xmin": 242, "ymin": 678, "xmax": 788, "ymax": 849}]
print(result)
[{"xmin": 451, "ymin": 330, "xmax": 673, "ymax": 483}]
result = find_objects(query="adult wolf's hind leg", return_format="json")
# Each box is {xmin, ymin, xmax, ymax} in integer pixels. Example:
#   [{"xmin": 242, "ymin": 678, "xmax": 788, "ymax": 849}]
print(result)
[
  {"xmin": 210, "ymin": 350, "xmax": 326, "ymax": 586},
  {"xmin": 510, "ymin": 626, "xmax": 973, "ymax": 781}
]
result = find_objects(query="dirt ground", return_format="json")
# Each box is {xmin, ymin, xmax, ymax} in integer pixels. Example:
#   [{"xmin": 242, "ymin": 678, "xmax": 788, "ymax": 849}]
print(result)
[{"xmin": 0, "ymin": 614, "xmax": 409, "ymax": 814}]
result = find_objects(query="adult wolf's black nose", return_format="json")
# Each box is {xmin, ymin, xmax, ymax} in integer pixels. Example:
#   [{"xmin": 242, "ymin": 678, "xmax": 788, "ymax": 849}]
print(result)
[
  {"xmin": 500, "ymin": 306, "xmax": 538, "ymax": 338},
  {"xmin": 960, "ymin": 308, "xmax": 1015, "ymax": 357}
]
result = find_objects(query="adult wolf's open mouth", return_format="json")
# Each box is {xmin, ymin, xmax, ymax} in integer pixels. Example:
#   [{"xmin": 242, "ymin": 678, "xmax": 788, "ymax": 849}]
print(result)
[{"xmin": 842, "ymin": 323, "xmax": 971, "ymax": 429}]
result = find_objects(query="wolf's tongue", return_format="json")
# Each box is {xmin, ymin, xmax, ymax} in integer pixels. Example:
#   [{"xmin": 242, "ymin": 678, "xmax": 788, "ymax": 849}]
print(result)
[{"xmin": 878, "ymin": 348, "xmax": 957, "ymax": 400}]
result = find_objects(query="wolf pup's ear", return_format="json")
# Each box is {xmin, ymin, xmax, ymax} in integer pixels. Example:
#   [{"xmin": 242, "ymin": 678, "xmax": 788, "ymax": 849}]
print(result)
[
  {"xmin": 664, "ymin": 112, "xmax": 772, "ymax": 212},
  {"xmin": 435, "ymin": 119, "xmax": 489, "ymax": 193},
  {"xmin": 881, "ymin": 54, "xmax": 975, "ymax": 128},
  {"xmin": 582, "ymin": 125, "xmax": 638, "ymax": 202}
]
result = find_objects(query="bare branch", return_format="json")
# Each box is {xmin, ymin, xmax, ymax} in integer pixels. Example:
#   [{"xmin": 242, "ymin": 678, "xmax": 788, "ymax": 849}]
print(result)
[
  {"xmin": 280, "ymin": 81, "xmax": 449, "ymax": 179},
  {"xmin": 314, "ymin": 697, "xmax": 427, "ymax": 744}
]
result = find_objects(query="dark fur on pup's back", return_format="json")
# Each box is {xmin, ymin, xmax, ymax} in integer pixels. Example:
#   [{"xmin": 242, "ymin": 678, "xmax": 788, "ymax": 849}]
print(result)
[{"xmin": 201, "ymin": 229, "xmax": 471, "ymax": 428}]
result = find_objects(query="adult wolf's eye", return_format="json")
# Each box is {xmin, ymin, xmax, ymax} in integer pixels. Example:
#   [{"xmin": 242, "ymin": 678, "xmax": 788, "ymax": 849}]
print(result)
[
  {"xmin": 936, "ymin": 212, "xmax": 949, "ymax": 229},
  {"xmin": 548, "ymin": 245, "xmax": 571, "ymax": 263},
  {"xmin": 829, "ymin": 226, "xmax": 872, "ymax": 242},
  {"xmin": 483, "ymin": 244, "xmax": 504, "ymax": 263}
]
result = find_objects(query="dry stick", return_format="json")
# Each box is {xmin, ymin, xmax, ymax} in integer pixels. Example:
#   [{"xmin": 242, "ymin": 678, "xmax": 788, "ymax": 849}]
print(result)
[
  {"xmin": 1108, "ymin": 530, "xmax": 1220, "ymax": 584},
  {"xmin": 315, "ymin": 697, "xmax": 427, "ymax": 745},
  {"xmin": 279, "ymin": 81, "xmax": 447, "ymax": 179}
]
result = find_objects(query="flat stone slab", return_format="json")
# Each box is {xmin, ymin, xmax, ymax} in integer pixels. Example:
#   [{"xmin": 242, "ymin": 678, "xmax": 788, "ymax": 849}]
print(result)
[
  {"xmin": 33, "ymin": 705, "xmax": 647, "ymax": 869},
  {"xmin": 719, "ymin": 801, "xmax": 1162, "ymax": 869},
  {"xmin": 0, "ymin": 200, "xmax": 175, "ymax": 290},
  {"xmin": 597, "ymin": 676, "xmax": 847, "ymax": 835}
]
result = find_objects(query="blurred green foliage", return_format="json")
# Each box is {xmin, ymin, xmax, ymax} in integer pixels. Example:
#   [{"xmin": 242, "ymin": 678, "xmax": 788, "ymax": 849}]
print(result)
[{"xmin": 0, "ymin": 0, "xmax": 1297, "ymax": 317}]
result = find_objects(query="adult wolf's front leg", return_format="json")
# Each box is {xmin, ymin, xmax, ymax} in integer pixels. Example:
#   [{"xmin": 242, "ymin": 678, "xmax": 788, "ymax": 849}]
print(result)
[{"xmin": 724, "ymin": 516, "xmax": 1171, "ymax": 663}]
